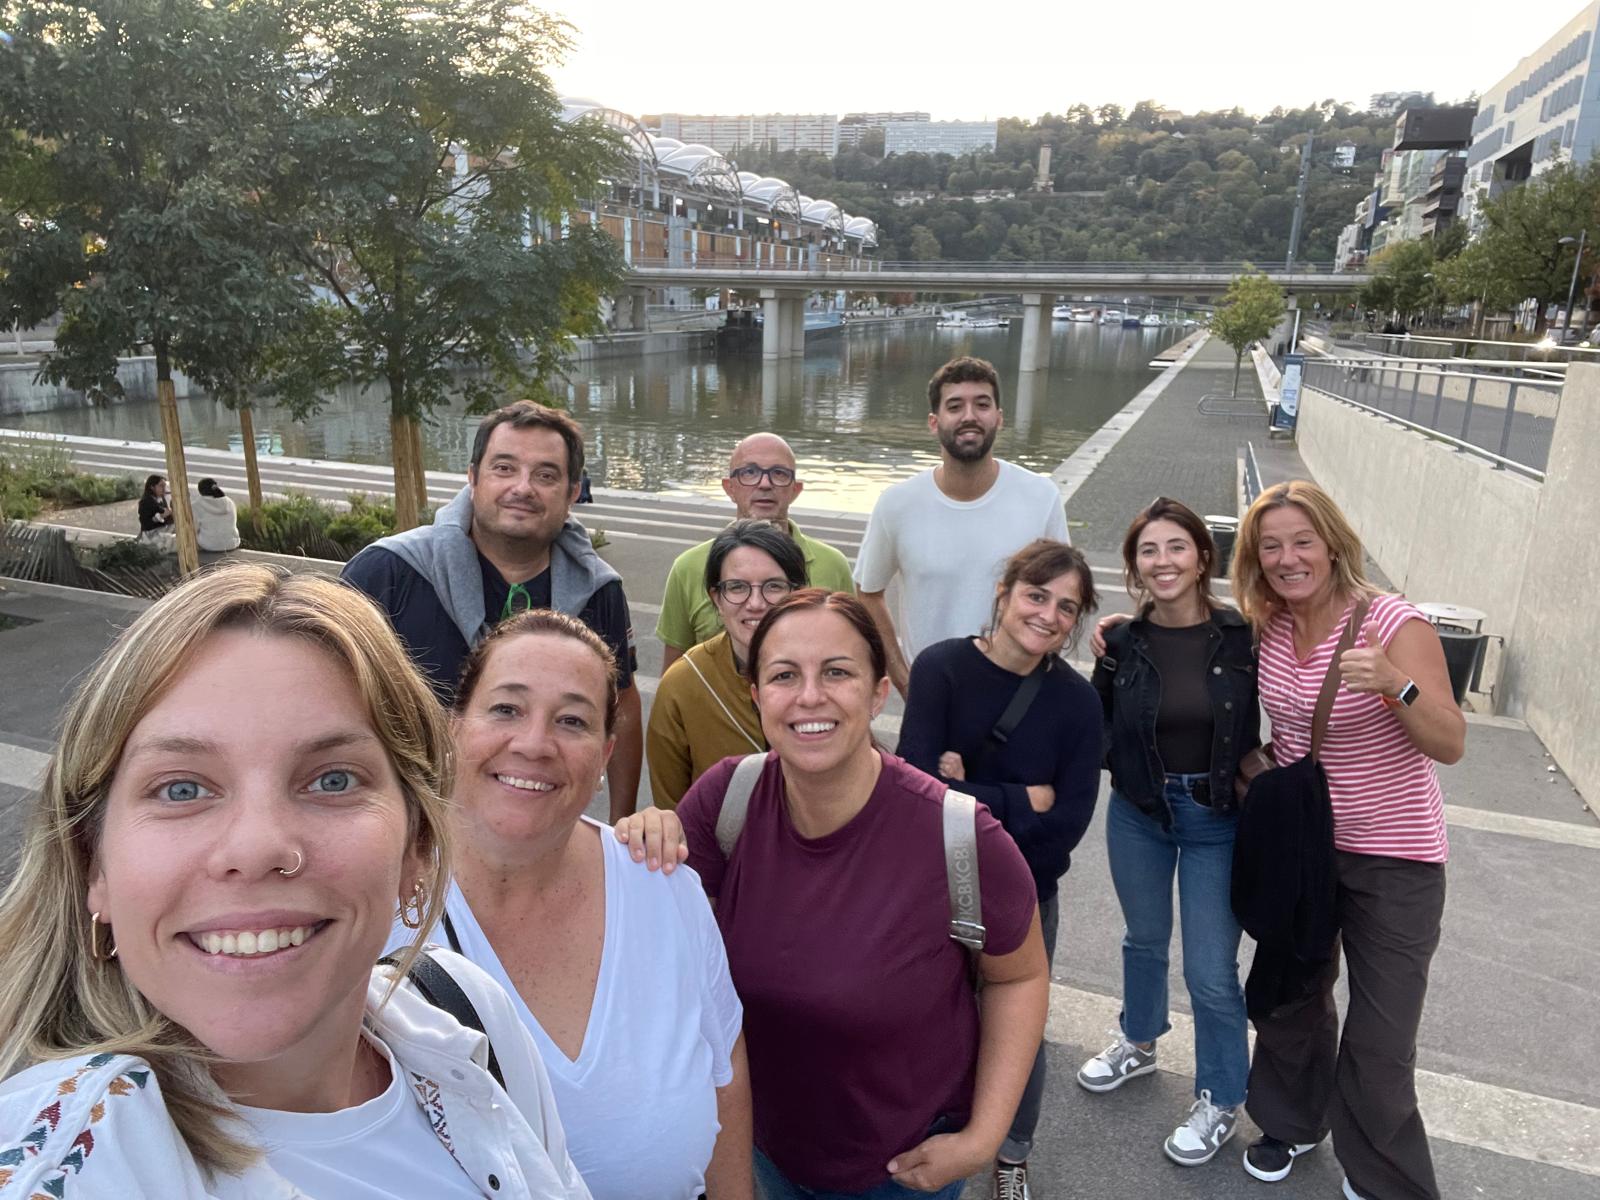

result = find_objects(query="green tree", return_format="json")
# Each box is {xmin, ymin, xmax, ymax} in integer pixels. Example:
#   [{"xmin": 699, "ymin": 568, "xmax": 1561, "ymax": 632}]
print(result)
[
  {"xmin": 262, "ymin": 0, "xmax": 627, "ymax": 528},
  {"xmin": 1469, "ymin": 160, "xmax": 1600, "ymax": 331},
  {"xmin": 1210, "ymin": 267, "xmax": 1285, "ymax": 395},
  {"xmin": 0, "ymin": 0, "xmax": 307, "ymax": 574},
  {"xmin": 907, "ymin": 225, "xmax": 942, "ymax": 261},
  {"xmin": 1363, "ymin": 239, "xmax": 1438, "ymax": 324}
]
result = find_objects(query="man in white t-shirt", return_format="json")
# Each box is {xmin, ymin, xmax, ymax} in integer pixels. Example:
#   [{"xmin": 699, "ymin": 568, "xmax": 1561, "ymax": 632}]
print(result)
[{"xmin": 855, "ymin": 355, "xmax": 1069, "ymax": 696}]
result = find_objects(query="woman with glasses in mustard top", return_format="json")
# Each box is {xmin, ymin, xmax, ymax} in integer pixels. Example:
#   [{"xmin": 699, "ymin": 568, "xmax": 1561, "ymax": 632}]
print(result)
[{"xmin": 648, "ymin": 520, "xmax": 808, "ymax": 808}]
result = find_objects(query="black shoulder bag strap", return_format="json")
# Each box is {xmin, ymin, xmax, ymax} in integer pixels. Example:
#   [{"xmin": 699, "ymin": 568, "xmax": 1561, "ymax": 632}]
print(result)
[
  {"xmin": 971, "ymin": 662, "xmax": 1047, "ymax": 773},
  {"xmin": 380, "ymin": 949, "xmax": 505, "ymax": 1089}
]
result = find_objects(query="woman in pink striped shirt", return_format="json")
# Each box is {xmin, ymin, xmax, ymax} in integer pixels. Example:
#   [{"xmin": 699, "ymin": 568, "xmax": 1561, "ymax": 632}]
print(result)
[{"xmin": 1231, "ymin": 481, "xmax": 1464, "ymax": 1200}]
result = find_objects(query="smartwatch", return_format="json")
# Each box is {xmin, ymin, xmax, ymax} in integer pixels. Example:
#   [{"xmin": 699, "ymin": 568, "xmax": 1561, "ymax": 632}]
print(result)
[{"xmin": 1384, "ymin": 679, "xmax": 1421, "ymax": 709}]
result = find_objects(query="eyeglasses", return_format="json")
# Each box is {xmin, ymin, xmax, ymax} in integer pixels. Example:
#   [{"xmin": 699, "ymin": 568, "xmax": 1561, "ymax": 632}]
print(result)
[
  {"xmin": 713, "ymin": 579, "xmax": 795, "ymax": 605},
  {"xmin": 728, "ymin": 464, "xmax": 796, "ymax": 488}
]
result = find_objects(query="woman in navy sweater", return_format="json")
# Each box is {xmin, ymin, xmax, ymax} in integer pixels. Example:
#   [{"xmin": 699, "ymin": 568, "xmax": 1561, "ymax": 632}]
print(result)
[{"xmin": 899, "ymin": 538, "xmax": 1102, "ymax": 1197}]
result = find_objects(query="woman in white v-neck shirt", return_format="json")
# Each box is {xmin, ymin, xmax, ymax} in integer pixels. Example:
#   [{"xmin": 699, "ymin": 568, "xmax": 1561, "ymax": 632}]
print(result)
[{"xmin": 398, "ymin": 608, "xmax": 751, "ymax": 1200}]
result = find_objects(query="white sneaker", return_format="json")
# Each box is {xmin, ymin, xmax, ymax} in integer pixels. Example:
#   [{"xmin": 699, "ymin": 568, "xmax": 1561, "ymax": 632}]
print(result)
[
  {"xmin": 1076, "ymin": 1032, "xmax": 1157, "ymax": 1093},
  {"xmin": 1163, "ymin": 1089, "xmax": 1239, "ymax": 1166}
]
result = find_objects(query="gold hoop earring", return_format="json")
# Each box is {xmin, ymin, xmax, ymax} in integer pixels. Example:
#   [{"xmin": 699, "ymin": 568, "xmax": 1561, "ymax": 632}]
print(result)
[
  {"xmin": 88, "ymin": 911, "xmax": 118, "ymax": 962},
  {"xmin": 399, "ymin": 881, "xmax": 426, "ymax": 930}
]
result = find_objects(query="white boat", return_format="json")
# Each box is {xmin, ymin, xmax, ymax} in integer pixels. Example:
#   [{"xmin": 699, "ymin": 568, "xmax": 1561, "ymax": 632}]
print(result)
[
  {"xmin": 1069, "ymin": 308, "xmax": 1098, "ymax": 323},
  {"xmin": 936, "ymin": 311, "xmax": 1010, "ymax": 329},
  {"xmin": 1051, "ymin": 304, "xmax": 1073, "ymax": 320},
  {"xmin": 1140, "ymin": 313, "xmax": 1164, "ymax": 328},
  {"xmin": 1100, "ymin": 308, "xmax": 1124, "ymax": 325}
]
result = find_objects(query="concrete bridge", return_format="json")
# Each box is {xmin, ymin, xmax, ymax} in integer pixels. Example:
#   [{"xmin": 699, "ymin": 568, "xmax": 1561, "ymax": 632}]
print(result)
[{"xmin": 621, "ymin": 259, "xmax": 1370, "ymax": 369}]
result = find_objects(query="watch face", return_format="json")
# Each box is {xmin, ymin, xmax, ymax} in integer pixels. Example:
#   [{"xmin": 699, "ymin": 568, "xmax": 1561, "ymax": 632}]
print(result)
[{"xmin": 1399, "ymin": 681, "xmax": 1421, "ymax": 706}]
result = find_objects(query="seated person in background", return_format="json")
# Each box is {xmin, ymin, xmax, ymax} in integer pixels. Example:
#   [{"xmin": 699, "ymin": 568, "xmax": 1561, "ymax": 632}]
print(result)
[
  {"xmin": 194, "ymin": 477, "xmax": 242, "ymax": 553},
  {"xmin": 656, "ymin": 432, "xmax": 853, "ymax": 671},
  {"xmin": 136, "ymin": 473, "xmax": 175, "ymax": 541},
  {"xmin": 648, "ymin": 520, "xmax": 807, "ymax": 809}
]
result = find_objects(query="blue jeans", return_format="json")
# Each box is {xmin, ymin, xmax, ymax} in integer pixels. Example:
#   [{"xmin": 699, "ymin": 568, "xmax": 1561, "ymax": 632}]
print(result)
[
  {"xmin": 998, "ymin": 892, "xmax": 1059, "ymax": 1163},
  {"xmin": 754, "ymin": 1148, "xmax": 965, "ymax": 1200},
  {"xmin": 1106, "ymin": 775, "xmax": 1249, "ymax": 1108}
]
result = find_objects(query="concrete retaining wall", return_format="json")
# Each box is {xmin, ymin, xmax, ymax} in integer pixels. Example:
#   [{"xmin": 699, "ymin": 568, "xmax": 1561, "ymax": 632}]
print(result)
[
  {"xmin": 0, "ymin": 358, "xmax": 192, "ymax": 416},
  {"xmin": 1296, "ymin": 377, "xmax": 1597, "ymax": 801},
  {"xmin": 1500, "ymin": 365, "xmax": 1600, "ymax": 804}
]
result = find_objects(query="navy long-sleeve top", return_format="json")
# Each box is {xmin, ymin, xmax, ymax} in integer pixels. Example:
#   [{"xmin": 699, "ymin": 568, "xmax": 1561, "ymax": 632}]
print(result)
[{"xmin": 898, "ymin": 637, "xmax": 1104, "ymax": 902}]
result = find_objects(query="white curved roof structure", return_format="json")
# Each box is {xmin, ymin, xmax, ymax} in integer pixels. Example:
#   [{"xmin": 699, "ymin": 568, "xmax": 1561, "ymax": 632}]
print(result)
[
  {"xmin": 743, "ymin": 176, "xmax": 803, "ymax": 220},
  {"xmin": 802, "ymin": 198, "xmax": 845, "ymax": 234},
  {"xmin": 844, "ymin": 215, "xmax": 879, "ymax": 247},
  {"xmin": 559, "ymin": 97, "xmax": 875, "ymax": 252},
  {"xmin": 559, "ymin": 98, "xmax": 657, "ymax": 166},
  {"xmin": 652, "ymin": 139, "xmax": 742, "ymax": 198}
]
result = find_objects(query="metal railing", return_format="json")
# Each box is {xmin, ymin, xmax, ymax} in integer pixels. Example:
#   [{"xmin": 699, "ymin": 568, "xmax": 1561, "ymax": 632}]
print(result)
[
  {"xmin": 1331, "ymin": 330, "xmax": 1600, "ymax": 367},
  {"xmin": 1303, "ymin": 358, "xmax": 1558, "ymax": 478},
  {"xmin": 626, "ymin": 257, "xmax": 1349, "ymax": 276},
  {"xmin": 1243, "ymin": 441, "xmax": 1265, "ymax": 507}
]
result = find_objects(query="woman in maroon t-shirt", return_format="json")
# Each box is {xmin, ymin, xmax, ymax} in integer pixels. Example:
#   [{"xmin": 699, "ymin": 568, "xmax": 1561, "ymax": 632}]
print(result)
[{"xmin": 678, "ymin": 589, "xmax": 1047, "ymax": 1199}]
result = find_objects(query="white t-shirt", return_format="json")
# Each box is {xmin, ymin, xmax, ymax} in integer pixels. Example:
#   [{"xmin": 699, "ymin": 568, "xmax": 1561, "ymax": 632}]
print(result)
[
  {"xmin": 394, "ymin": 820, "xmax": 742, "ymax": 1200},
  {"xmin": 854, "ymin": 459, "xmax": 1070, "ymax": 663},
  {"xmin": 240, "ymin": 1034, "xmax": 483, "ymax": 1200}
]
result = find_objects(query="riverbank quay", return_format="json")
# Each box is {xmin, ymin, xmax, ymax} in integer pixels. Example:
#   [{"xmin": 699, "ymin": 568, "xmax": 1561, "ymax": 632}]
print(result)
[
  {"xmin": 5, "ymin": 340, "xmax": 1600, "ymax": 1195},
  {"xmin": 1, "ymin": 569, "xmax": 1595, "ymax": 1198}
]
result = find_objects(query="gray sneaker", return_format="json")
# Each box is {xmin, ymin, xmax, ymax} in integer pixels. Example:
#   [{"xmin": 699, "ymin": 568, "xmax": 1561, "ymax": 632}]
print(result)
[
  {"xmin": 1163, "ymin": 1090, "xmax": 1239, "ymax": 1166},
  {"xmin": 992, "ymin": 1160, "xmax": 1030, "ymax": 1200},
  {"xmin": 1076, "ymin": 1033, "xmax": 1157, "ymax": 1093}
]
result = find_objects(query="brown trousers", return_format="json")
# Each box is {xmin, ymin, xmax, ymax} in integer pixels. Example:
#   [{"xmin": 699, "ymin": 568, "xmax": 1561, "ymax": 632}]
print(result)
[{"xmin": 1245, "ymin": 851, "xmax": 1447, "ymax": 1200}]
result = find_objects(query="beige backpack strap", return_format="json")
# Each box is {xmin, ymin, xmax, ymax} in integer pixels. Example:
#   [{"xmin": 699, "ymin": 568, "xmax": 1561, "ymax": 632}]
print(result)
[
  {"xmin": 715, "ymin": 752, "xmax": 769, "ymax": 859},
  {"xmin": 942, "ymin": 789, "xmax": 986, "ymax": 953}
]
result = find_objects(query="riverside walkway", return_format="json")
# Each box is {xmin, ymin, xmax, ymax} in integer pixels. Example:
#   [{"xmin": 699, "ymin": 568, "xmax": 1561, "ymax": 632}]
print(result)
[{"xmin": 1, "ymin": 343, "xmax": 1597, "ymax": 1198}]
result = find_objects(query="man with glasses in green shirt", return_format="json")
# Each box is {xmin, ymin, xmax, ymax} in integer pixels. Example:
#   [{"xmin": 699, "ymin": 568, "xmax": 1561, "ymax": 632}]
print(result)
[{"xmin": 656, "ymin": 432, "xmax": 855, "ymax": 671}]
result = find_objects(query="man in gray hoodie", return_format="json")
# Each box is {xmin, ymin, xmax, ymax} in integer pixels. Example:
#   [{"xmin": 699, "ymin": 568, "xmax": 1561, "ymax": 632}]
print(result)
[{"xmin": 343, "ymin": 401, "xmax": 642, "ymax": 819}]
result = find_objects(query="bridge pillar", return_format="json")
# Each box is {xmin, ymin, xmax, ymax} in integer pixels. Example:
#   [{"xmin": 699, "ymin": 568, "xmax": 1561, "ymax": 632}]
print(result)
[
  {"xmin": 761, "ymin": 290, "xmax": 783, "ymax": 360},
  {"xmin": 1019, "ymin": 293, "xmax": 1051, "ymax": 373},
  {"xmin": 787, "ymin": 295, "xmax": 806, "ymax": 358}
]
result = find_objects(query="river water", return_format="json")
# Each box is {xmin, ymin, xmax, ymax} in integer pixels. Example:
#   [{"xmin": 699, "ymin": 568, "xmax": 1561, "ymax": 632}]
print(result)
[{"xmin": 15, "ymin": 319, "xmax": 1182, "ymax": 514}]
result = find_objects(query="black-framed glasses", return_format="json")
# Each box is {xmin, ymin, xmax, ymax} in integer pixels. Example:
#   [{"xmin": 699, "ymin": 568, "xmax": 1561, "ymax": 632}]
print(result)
[
  {"xmin": 728, "ymin": 464, "xmax": 796, "ymax": 488},
  {"xmin": 713, "ymin": 579, "xmax": 795, "ymax": 605}
]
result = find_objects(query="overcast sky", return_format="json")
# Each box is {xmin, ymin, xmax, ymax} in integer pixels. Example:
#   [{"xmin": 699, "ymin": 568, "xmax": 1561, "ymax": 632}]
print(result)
[{"xmin": 547, "ymin": 0, "xmax": 1592, "ymax": 120}]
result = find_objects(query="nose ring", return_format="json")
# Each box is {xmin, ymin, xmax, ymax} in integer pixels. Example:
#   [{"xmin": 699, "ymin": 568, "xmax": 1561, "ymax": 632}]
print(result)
[{"xmin": 278, "ymin": 850, "xmax": 304, "ymax": 878}]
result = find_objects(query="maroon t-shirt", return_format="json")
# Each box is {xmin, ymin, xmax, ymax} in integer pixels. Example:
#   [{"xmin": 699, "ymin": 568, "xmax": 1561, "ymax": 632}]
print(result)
[{"xmin": 678, "ymin": 751, "xmax": 1038, "ymax": 1192}]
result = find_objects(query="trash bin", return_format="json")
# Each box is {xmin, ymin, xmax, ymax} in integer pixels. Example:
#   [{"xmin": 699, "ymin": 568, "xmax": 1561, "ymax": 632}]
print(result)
[
  {"xmin": 1203, "ymin": 515, "xmax": 1240, "ymax": 578},
  {"xmin": 1418, "ymin": 603, "xmax": 1491, "ymax": 702},
  {"xmin": 1436, "ymin": 628, "xmax": 1489, "ymax": 704}
]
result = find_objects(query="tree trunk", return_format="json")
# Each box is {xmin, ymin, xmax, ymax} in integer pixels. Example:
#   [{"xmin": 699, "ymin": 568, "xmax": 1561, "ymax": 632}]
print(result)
[
  {"xmin": 1232, "ymin": 348, "xmax": 1243, "ymax": 398},
  {"xmin": 408, "ymin": 415, "xmax": 428, "ymax": 519},
  {"xmin": 238, "ymin": 404, "xmax": 265, "ymax": 537},
  {"xmin": 155, "ymin": 340, "xmax": 200, "ymax": 576},
  {"xmin": 390, "ymin": 408, "xmax": 419, "ymax": 531}
]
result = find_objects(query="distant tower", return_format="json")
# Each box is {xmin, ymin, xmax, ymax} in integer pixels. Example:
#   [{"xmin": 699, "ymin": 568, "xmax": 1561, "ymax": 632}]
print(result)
[{"xmin": 1035, "ymin": 145, "xmax": 1054, "ymax": 192}]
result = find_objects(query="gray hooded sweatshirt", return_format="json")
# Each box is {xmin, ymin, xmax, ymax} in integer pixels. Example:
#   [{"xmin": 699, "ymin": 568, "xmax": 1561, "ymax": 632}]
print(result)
[{"xmin": 353, "ymin": 485, "xmax": 620, "ymax": 648}]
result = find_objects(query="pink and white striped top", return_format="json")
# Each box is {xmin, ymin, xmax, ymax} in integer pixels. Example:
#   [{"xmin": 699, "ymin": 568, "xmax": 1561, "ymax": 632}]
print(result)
[{"xmin": 1258, "ymin": 592, "xmax": 1448, "ymax": 863}]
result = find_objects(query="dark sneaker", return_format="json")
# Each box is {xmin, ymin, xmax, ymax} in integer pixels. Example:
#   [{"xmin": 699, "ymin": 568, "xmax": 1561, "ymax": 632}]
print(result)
[
  {"xmin": 1242, "ymin": 1134, "xmax": 1320, "ymax": 1182},
  {"xmin": 1163, "ymin": 1090, "xmax": 1239, "ymax": 1166},
  {"xmin": 1076, "ymin": 1033, "xmax": 1157, "ymax": 1093},
  {"xmin": 992, "ymin": 1160, "xmax": 1031, "ymax": 1200}
]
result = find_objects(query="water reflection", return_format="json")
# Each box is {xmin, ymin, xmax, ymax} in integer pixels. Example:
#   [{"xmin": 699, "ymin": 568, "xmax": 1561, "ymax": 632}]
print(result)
[{"xmin": 15, "ymin": 322, "xmax": 1180, "ymax": 513}]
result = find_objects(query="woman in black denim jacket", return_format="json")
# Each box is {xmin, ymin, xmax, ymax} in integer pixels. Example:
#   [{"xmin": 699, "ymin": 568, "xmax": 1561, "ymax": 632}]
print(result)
[{"xmin": 1077, "ymin": 498, "xmax": 1261, "ymax": 1172}]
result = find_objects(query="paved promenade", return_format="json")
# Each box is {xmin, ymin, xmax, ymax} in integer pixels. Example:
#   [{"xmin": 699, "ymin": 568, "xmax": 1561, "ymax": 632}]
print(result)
[{"xmin": 2, "ymin": 343, "xmax": 1598, "ymax": 1197}]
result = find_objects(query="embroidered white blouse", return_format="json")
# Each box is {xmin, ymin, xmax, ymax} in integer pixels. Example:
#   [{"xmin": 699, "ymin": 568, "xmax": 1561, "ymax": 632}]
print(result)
[{"xmin": 0, "ymin": 952, "xmax": 592, "ymax": 1199}]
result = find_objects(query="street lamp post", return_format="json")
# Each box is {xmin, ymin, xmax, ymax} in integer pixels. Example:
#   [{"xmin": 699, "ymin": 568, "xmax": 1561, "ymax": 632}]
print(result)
[{"xmin": 1558, "ymin": 230, "xmax": 1587, "ymax": 345}]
